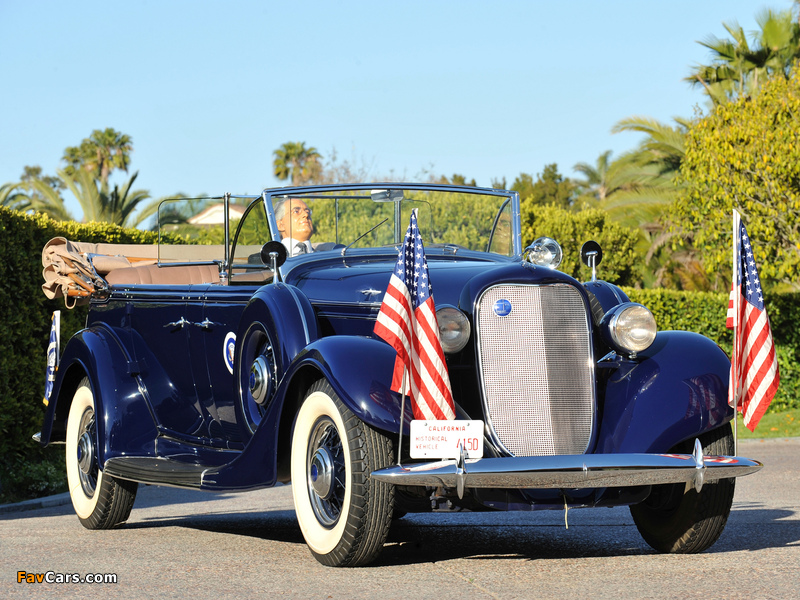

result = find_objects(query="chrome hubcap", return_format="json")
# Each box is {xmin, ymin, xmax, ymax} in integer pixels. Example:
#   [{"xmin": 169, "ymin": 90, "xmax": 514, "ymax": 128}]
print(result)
[
  {"xmin": 249, "ymin": 356, "xmax": 269, "ymax": 406},
  {"xmin": 77, "ymin": 431, "xmax": 94, "ymax": 475},
  {"xmin": 310, "ymin": 447, "xmax": 334, "ymax": 498},
  {"xmin": 75, "ymin": 409, "xmax": 97, "ymax": 497},
  {"xmin": 306, "ymin": 416, "xmax": 345, "ymax": 527}
]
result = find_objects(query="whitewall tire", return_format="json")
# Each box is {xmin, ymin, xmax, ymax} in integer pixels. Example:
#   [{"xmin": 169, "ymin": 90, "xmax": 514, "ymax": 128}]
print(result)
[
  {"xmin": 290, "ymin": 379, "xmax": 394, "ymax": 567},
  {"xmin": 65, "ymin": 378, "xmax": 137, "ymax": 529}
]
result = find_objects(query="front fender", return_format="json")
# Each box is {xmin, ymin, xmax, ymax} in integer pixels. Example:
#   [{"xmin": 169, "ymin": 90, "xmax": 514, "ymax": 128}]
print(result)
[
  {"xmin": 39, "ymin": 325, "xmax": 158, "ymax": 464},
  {"xmin": 595, "ymin": 331, "xmax": 732, "ymax": 454},
  {"xmin": 296, "ymin": 335, "xmax": 403, "ymax": 433}
]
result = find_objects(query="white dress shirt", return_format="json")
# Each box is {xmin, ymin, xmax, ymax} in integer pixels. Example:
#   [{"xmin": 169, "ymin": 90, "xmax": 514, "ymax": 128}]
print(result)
[{"xmin": 282, "ymin": 237, "xmax": 313, "ymax": 257}]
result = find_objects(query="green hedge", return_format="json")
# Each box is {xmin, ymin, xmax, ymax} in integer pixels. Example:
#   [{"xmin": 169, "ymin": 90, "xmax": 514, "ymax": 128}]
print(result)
[
  {"xmin": 0, "ymin": 206, "xmax": 797, "ymax": 502},
  {"xmin": 625, "ymin": 288, "xmax": 800, "ymax": 412},
  {"xmin": 0, "ymin": 207, "xmax": 165, "ymax": 502}
]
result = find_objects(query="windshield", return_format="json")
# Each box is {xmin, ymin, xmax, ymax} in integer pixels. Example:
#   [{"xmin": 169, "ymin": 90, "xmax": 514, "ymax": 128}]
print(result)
[{"xmin": 265, "ymin": 186, "xmax": 517, "ymax": 258}]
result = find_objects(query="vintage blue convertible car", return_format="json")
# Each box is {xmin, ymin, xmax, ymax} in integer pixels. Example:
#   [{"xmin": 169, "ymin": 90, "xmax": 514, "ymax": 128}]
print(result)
[{"xmin": 37, "ymin": 184, "xmax": 762, "ymax": 567}]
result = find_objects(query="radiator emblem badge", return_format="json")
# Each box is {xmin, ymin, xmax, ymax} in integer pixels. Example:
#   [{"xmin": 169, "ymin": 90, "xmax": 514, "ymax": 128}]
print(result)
[{"xmin": 492, "ymin": 299, "xmax": 512, "ymax": 317}]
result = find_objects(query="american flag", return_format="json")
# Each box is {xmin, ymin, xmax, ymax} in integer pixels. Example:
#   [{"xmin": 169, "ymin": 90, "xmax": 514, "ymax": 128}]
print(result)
[
  {"xmin": 43, "ymin": 310, "xmax": 60, "ymax": 406},
  {"xmin": 726, "ymin": 211, "xmax": 779, "ymax": 432},
  {"xmin": 374, "ymin": 209, "xmax": 456, "ymax": 421}
]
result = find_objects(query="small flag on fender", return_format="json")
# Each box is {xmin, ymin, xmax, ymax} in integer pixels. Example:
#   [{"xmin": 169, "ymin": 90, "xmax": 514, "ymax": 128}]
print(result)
[
  {"xmin": 44, "ymin": 310, "xmax": 60, "ymax": 406},
  {"xmin": 726, "ymin": 210, "xmax": 779, "ymax": 432},
  {"xmin": 374, "ymin": 209, "xmax": 456, "ymax": 421}
]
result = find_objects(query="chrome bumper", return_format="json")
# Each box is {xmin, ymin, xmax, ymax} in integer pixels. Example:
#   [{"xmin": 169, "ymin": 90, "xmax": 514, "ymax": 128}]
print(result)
[{"xmin": 371, "ymin": 440, "xmax": 762, "ymax": 497}]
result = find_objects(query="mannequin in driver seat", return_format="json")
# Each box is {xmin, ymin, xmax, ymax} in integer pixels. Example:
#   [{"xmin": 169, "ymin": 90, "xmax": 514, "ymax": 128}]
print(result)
[{"xmin": 275, "ymin": 198, "xmax": 314, "ymax": 257}]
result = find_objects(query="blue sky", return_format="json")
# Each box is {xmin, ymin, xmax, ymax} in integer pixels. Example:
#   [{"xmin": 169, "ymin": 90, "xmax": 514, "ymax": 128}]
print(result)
[{"xmin": 1, "ymin": 0, "xmax": 795, "ymax": 218}]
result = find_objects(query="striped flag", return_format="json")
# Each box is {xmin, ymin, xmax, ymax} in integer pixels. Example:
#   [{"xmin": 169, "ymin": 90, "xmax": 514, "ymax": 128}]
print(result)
[
  {"xmin": 726, "ymin": 210, "xmax": 779, "ymax": 432},
  {"xmin": 374, "ymin": 209, "xmax": 456, "ymax": 421},
  {"xmin": 44, "ymin": 310, "xmax": 60, "ymax": 406}
]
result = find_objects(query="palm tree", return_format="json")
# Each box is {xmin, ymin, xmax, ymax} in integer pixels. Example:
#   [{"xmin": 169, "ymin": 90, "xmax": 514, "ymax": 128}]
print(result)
[
  {"xmin": 1, "ymin": 168, "xmax": 150, "ymax": 226},
  {"xmin": 1, "ymin": 166, "xmax": 69, "ymax": 216},
  {"xmin": 599, "ymin": 117, "xmax": 689, "ymax": 225},
  {"xmin": 574, "ymin": 118, "xmax": 691, "ymax": 287},
  {"xmin": 686, "ymin": 9, "xmax": 800, "ymax": 104},
  {"xmin": 63, "ymin": 128, "xmax": 133, "ymax": 186},
  {"xmin": 0, "ymin": 182, "xmax": 32, "ymax": 212},
  {"xmin": 273, "ymin": 142, "xmax": 322, "ymax": 186},
  {"xmin": 573, "ymin": 150, "xmax": 639, "ymax": 202},
  {"xmin": 57, "ymin": 169, "xmax": 149, "ymax": 226},
  {"xmin": 611, "ymin": 116, "xmax": 688, "ymax": 175},
  {"xmin": 1, "ymin": 178, "xmax": 73, "ymax": 221},
  {"xmin": 25, "ymin": 177, "xmax": 74, "ymax": 221}
]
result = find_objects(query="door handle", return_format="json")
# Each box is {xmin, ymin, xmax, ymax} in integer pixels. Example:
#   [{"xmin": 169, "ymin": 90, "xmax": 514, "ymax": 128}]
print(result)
[{"xmin": 164, "ymin": 317, "xmax": 190, "ymax": 329}]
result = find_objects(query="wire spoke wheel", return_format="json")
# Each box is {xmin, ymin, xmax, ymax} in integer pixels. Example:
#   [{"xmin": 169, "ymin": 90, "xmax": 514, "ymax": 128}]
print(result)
[{"xmin": 291, "ymin": 379, "xmax": 394, "ymax": 567}]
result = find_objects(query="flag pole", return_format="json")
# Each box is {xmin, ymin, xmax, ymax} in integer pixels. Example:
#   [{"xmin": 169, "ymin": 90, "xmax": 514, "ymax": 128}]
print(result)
[
  {"xmin": 732, "ymin": 210, "xmax": 740, "ymax": 456},
  {"xmin": 396, "ymin": 369, "xmax": 408, "ymax": 467}
]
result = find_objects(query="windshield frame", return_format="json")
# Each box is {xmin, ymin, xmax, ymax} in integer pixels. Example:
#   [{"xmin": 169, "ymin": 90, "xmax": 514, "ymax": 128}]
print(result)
[{"xmin": 262, "ymin": 183, "xmax": 521, "ymax": 259}]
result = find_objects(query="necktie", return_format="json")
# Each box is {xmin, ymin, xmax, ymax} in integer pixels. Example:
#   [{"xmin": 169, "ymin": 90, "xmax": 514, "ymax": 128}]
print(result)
[{"xmin": 295, "ymin": 242, "xmax": 308, "ymax": 255}]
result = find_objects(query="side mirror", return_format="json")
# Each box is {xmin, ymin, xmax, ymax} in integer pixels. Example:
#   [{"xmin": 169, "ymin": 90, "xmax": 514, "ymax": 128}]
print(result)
[
  {"xmin": 581, "ymin": 241, "xmax": 603, "ymax": 281},
  {"xmin": 260, "ymin": 241, "xmax": 287, "ymax": 278}
]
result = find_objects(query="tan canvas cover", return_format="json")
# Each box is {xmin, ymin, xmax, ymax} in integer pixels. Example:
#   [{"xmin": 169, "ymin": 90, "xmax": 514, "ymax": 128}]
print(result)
[
  {"xmin": 41, "ymin": 237, "xmax": 158, "ymax": 308},
  {"xmin": 41, "ymin": 237, "xmax": 225, "ymax": 308}
]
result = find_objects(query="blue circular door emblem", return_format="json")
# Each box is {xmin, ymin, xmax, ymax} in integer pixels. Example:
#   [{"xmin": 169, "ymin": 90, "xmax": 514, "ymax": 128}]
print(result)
[
  {"xmin": 493, "ymin": 299, "xmax": 512, "ymax": 317},
  {"xmin": 223, "ymin": 332, "xmax": 236, "ymax": 374}
]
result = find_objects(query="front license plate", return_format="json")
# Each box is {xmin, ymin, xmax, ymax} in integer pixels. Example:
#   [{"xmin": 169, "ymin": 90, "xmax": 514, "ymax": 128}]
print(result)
[{"xmin": 409, "ymin": 420, "xmax": 484, "ymax": 459}]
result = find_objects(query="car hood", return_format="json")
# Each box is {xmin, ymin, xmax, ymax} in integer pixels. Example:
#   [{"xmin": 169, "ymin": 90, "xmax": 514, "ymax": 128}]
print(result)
[{"xmin": 283, "ymin": 254, "xmax": 582, "ymax": 308}]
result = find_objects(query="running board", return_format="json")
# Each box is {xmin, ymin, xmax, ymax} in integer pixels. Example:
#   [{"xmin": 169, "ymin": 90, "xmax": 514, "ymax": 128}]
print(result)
[{"xmin": 104, "ymin": 457, "xmax": 211, "ymax": 488}]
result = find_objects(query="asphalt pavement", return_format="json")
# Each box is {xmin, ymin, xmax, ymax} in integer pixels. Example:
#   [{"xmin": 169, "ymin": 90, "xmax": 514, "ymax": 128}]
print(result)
[{"xmin": 1, "ymin": 438, "xmax": 798, "ymax": 600}]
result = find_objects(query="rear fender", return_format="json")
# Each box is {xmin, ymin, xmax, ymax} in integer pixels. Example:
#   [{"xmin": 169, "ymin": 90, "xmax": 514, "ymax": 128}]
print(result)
[
  {"xmin": 595, "ymin": 331, "xmax": 732, "ymax": 454},
  {"xmin": 238, "ymin": 282, "xmax": 319, "ymax": 372},
  {"xmin": 39, "ymin": 325, "xmax": 158, "ymax": 464},
  {"xmin": 232, "ymin": 282, "xmax": 319, "ymax": 439}
]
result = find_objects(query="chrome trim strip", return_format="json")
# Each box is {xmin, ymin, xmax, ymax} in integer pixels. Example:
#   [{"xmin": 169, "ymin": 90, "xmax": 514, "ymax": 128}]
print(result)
[
  {"xmin": 511, "ymin": 191, "xmax": 522, "ymax": 258},
  {"xmin": 312, "ymin": 300, "xmax": 382, "ymax": 310},
  {"xmin": 153, "ymin": 260, "xmax": 222, "ymax": 268},
  {"xmin": 371, "ymin": 452, "xmax": 763, "ymax": 489},
  {"xmin": 283, "ymin": 284, "xmax": 310, "ymax": 344}
]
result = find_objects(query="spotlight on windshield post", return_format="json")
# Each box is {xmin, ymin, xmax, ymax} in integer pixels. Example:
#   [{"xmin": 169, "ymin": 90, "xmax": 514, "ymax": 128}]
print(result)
[{"xmin": 525, "ymin": 237, "xmax": 563, "ymax": 269}]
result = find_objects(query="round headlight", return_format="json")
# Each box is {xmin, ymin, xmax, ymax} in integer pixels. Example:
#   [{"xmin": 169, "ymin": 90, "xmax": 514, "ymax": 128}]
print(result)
[
  {"xmin": 525, "ymin": 237, "xmax": 563, "ymax": 269},
  {"xmin": 436, "ymin": 306, "xmax": 471, "ymax": 354},
  {"xmin": 601, "ymin": 303, "xmax": 657, "ymax": 356}
]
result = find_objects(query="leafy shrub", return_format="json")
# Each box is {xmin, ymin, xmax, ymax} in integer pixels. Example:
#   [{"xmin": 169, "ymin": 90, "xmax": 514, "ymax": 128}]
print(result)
[
  {"xmin": 524, "ymin": 204, "xmax": 641, "ymax": 286},
  {"xmin": 626, "ymin": 288, "xmax": 799, "ymax": 410},
  {"xmin": 0, "ymin": 207, "xmax": 167, "ymax": 503},
  {"xmin": 675, "ymin": 66, "xmax": 800, "ymax": 287}
]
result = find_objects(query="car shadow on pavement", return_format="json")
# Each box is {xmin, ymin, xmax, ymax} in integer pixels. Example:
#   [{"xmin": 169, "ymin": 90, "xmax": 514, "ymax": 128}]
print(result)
[
  {"xmin": 0, "ymin": 484, "xmax": 242, "ymax": 520},
  {"xmin": 107, "ymin": 504, "xmax": 800, "ymax": 566},
  {"xmin": 123, "ymin": 509, "xmax": 307, "ymax": 545},
  {"xmin": 713, "ymin": 505, "xmax": 800, "ymax": 553}
]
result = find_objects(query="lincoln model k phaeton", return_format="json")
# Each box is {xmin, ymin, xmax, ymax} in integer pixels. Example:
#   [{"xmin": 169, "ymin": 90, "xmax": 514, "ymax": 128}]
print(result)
[{"xmin": 37, "ymin": 183, "xmax": 762, "ymax": 567}]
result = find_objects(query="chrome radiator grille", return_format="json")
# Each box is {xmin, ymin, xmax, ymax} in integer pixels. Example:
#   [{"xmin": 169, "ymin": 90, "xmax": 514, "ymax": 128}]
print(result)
[{"xmin": 476, "ymin": 284, "xmax": 594, "ymax": 457}]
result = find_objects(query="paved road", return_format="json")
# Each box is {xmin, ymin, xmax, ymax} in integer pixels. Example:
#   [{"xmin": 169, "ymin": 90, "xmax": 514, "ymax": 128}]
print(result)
[{"xmin": 2, "ymin": 439, "xmax": 798, "ymax": 600}]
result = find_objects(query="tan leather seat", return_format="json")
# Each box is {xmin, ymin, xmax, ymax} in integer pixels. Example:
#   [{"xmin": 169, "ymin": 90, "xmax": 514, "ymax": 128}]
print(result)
[{"xmin": 105, "ymin": 264, "xmax": 220, "ymax": 286}]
